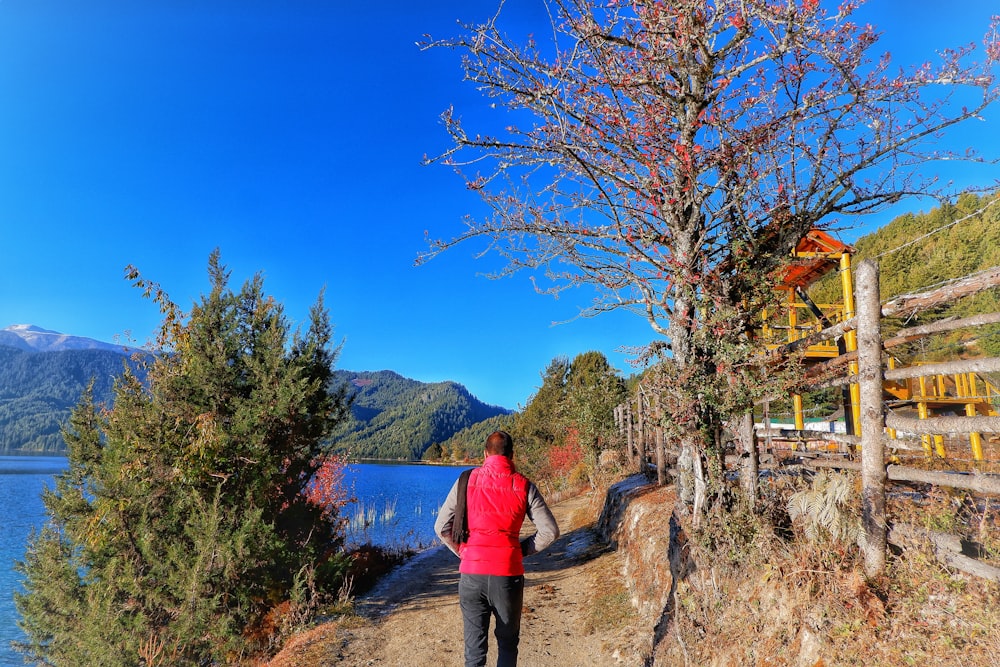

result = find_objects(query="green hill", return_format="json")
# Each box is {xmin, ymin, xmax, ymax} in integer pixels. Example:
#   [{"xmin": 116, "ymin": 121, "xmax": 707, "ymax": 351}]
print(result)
[
  {"xmin": 0, "ymin": 345, "xmax": 510, "ymax": 460},
  {"xmin": 328, "ymin": 370, "xmax": 512, "ymax": 460},
  {"xmin": 808, "ymin": 191, "xmax": 1000, "ymax": 358},
  {"xmin": 0, "ymin": 346, "xmax": 143, "ymax": 454}
]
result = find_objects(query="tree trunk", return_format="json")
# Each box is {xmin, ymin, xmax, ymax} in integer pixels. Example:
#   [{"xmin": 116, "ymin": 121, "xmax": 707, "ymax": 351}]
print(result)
[
  {"xmin": 692, "ymin": 443, "xmax": 707, "ymax": 528},
  {"xmin": 626, "ymin": 406, "xmax": 638, "ymax": 471},
  {"xmin": 677, "ymin": 434, "xmax": 695, "ymax": 505},
  {"xmin": 737, "ymin": 412, "xmax": 758, "ymax": 507}
]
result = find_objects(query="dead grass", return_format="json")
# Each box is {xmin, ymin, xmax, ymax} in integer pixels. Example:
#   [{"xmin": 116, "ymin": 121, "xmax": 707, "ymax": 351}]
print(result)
[
  {"xmin": 583, "ymin": 552, "xmax": 636, "ymax": 635},
  {"xmin": 643, "ymin": 474, "xmax": 1000, "ymax": 666},
  {"xmin": 259, "ymin": 621, "xmax": 346, "ymax": 667}
]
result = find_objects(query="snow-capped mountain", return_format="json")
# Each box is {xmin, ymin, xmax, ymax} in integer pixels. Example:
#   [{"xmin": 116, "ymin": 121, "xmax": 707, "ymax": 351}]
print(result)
[{"xmin": 0, "ymin": 324, "xmax": 135, "ymax": 354}]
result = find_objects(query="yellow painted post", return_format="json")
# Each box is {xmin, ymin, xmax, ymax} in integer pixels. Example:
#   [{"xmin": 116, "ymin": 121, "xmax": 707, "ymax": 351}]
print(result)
[
  {"xmin": 886, "ymin": 357, "xmax": 898, "ymax": 439},
  {"xmin": 931, "ymin": 377, "xmax": 946, "ymax": 456},
  {"xmin": 786, "ymin": 286, "xmax": 803, "ymax": 450},
  {"xmin": 788, "ymin": 289, "xmax": 798, "ymax": 343},
  {"xmin": 840, "ymin": 253, "xmax": 862, "ymax": 437},
  {"xmin": 792, "ymin": 393, "xmax": 804, "ymax": 450},
  {"xmin": 966, "ymin": 402, "xmax": 984, "ymax": 461},
  {"xmin": 918, "ymin": 400, "xmax": 932, "ymax": 456}
]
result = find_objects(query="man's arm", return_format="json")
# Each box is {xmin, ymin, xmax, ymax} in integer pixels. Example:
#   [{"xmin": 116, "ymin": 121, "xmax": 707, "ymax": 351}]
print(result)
[
  {"xmin": 521, "ymin": 482, "xmax": 560, "ymax": 557},
  {"xmin": 434, "ymin": 478, "xmax": 461, "ymax": 557}
]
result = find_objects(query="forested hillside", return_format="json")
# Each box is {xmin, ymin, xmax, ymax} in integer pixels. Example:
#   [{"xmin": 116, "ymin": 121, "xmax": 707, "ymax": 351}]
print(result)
[
  {"xmin": 809, "ymin": 191, "xmax": 1000, "ymax": 357},
  {"xmin": 427, "ymin": 413, "xmax": 518, "ymax": 462},
  {"xmin": 328, "ymin": 370, "xmax": 511, "ymax": 460},
  {"xmin": 0, "ymin": 344, "xmax": 508, "ymax": 459},
  {"xmin": 0, "ymin": 346, "xmax": 141, "ymax": 454}
]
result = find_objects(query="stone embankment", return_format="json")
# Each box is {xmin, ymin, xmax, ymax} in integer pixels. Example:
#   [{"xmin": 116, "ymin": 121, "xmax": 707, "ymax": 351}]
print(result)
[{"xmin": 594, "ymin": 474, "xmax": 687, "ymax": 662}]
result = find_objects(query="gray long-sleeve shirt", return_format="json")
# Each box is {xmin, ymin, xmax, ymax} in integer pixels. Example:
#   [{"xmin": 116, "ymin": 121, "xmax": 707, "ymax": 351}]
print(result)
[{"xmin": 434, "ymin": 471, "xmax": 560, "ymax": 558}]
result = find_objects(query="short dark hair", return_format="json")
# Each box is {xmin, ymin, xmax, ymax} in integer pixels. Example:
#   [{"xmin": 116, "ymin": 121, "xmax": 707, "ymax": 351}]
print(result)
[{"xmin": 485, "ymin": 430, "xmax": 514, "ymax": 458}]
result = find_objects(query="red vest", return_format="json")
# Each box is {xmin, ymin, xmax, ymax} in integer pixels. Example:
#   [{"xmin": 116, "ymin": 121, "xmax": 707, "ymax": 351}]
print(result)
[{"xmin": 459, "ymin": 455, "xmax": 529, "ymax": 576}]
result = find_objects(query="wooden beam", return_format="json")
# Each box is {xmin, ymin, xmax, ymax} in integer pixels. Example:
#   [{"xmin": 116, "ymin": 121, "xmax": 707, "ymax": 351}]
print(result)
[
  {"xmin": 799, "ymin": 459, "xmax": 1000, "ymax": 495},
  {"xmin": 802, "ymin": 458, "xmax": 861, "ymax": 471},
  {"xmin": 885, "ymin": 413, "xmax": 1000, "ymax": 435},
  {"xmin": 886, "ymin": 465, "xmax": 1000, "ymax": 495},
  {"xmin": 754, "ymin": 428, "xmax": 860, "ymax": 447},
  {"xmin": 768, "ymin": 317, "xmax": 857, "ymax": 359},
  {"xmin": 881, "ymin": 266, "xmax": 1000, "ymax": 319},
  {"xmin": 886, "ymin": 313, "xmax": 1000, "ymax": 343},
  {"xmin": 856, "ymin": 259, "xmax": 887, "ymax": 578},
  {"xmin": 884, "ymin": 356, "xmax": 1000, "ymax": 381}
]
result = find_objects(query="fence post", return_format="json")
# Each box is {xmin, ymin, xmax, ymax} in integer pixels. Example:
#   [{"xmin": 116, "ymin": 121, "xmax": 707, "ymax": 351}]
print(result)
[
  {"xmin": 738, "ymin": 411, "xmax": 758, "ymax": 507},
  {"xmin": 636, "ymin": 387, "xmax": 646, "ymax": 469},
  {"xmin": 655, "ymin": 426, "xmax": 667, "ymax": 486},
  {"xmin": 856, "ymin": 259, "xmax": 887, "ymax": 578},
  {"xmin": 626, "ymin": 404, "xmax": 637, "ymax": 470}
]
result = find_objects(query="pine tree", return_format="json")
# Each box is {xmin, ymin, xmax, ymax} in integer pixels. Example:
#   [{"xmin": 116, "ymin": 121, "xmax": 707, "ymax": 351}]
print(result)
[
  {"xmin": 15, "ymin": 252, "xmax": 351, "ymax": 665},
  {"xmin": 513, "ymin": 357, "xmax": 570, "ymax": 480},
  {"xmin": 563, "ymin": 351, "xmax": 626, "ymax": 461}
]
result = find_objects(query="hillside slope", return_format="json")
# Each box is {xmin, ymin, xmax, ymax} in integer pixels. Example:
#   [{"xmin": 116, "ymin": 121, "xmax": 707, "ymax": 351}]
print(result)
[
  {"xmin": 0, "ymin": 345, "xmax": 141, "ymax": 454},
  {"xmin": 329, "ymin": 370, "xmax": 511, "ymax": 460},
  {"xmin": 0, "ymin": 334, "xmax": 509, "ymax": 459},
  {"xmin": 809, "ymin": 191, "xmax": 1000, "ymax": 357}
]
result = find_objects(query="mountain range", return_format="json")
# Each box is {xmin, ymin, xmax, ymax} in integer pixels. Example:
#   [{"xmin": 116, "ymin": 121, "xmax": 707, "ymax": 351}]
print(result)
[
  {"xmin": 0, "ymin": 324, "xmax": 509, "ymax": 458},
  {"xmin": 0, "ymin": 326, "xmax": 148, "ymax": 454},
  {"xmin": 0, "ymin": 324, "xmax": 138, "ymax": 354}
]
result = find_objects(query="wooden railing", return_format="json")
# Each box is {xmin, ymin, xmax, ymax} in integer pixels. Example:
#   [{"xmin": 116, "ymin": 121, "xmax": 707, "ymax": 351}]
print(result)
[
  {"xmin": 614, "ymin": 262, "xmax": 1000, "ymax": 580},
  {"xmin": 783, "ymin": 260, "xmax": 1000, "ymax": 578}
]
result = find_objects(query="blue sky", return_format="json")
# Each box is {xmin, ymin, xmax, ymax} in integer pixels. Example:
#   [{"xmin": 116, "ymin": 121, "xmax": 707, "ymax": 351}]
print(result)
[{"xmin": 1, "ymin": 1, "xmax": 997, "ymax": 410}]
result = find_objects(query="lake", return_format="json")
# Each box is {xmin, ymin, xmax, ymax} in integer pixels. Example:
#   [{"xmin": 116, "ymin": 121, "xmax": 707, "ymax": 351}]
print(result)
[{"xmin": 0, "ymin": 456, "xmax": 469, "ymax": 666}]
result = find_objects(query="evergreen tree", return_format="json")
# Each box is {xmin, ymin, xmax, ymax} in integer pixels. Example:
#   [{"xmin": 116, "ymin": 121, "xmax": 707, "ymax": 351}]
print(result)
[
  {"xmin": 422, "ymin": 442, "xmax": 444, "ymax": 461},
  {"xmin": 511, "ymin": 353, "xmax": 626, "ymax": 485},
  {"xmin": 15, "ymin": 252, "xmax": 351, "ymax": 665},
  {"xmin": 512, "ymin": 357, "xmax": 570, "ymax": 480},
  {"xmin": 564, "ymin": 351, "xmax": 627, "ymax": 462}
]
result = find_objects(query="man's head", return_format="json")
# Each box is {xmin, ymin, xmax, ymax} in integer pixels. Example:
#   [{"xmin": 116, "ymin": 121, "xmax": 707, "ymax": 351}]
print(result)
[{"xmin": 485, "ymin": 430, "xmax": 514, "ymax": 458}]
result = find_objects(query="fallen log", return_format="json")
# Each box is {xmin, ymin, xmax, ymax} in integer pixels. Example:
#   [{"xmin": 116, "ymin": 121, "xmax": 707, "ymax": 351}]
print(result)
[{"xmin": 889, "ymin": 522, "xmax": 1000, "ymax": 583}]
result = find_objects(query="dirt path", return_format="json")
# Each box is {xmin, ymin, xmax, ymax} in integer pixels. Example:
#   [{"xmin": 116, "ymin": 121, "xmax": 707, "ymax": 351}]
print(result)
[{"xmin": 269, "ymin": 491, "xmax": 629, "ymax": 666}]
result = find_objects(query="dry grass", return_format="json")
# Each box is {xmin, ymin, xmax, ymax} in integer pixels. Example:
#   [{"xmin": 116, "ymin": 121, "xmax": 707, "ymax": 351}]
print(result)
[
  {"xmin": 583, "ymin": 552, "xmax": 636, "ymax": 635},
  {"xmin": 640, "ymin": 474, "xmax": 1000, "ymax": 666}
]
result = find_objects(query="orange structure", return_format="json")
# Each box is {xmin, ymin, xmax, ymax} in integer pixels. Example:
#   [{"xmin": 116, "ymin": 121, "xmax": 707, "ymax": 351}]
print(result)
[
  {"xmin": 763, "ymin": 229, "xmax": 998, "ymax": 460},
  {"xmin": 764, "ymin": 229, "xmax": 861, "ymax": 436}
]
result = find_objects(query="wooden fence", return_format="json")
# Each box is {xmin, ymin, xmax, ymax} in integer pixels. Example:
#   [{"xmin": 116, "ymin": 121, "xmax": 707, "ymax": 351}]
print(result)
[
  {"xmin": 614, "ymin": 261, "xmax": 1000, "ymax": 579},
  {"xmin": 845, "ymin": 260, "xmax": 1000, "ymax": 577}
]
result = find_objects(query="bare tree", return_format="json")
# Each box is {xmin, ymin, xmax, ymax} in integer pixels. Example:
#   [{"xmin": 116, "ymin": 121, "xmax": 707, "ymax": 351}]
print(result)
[{"xmin": 422, "ymin": 0, "xmax": 1000, "ymax": 506}]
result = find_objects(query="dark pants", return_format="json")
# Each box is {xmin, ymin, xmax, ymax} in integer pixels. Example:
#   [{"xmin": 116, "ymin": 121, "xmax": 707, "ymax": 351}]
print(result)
[{"xmin": 459, "ymin": 573, "xmax": 524, "ymax": 667}]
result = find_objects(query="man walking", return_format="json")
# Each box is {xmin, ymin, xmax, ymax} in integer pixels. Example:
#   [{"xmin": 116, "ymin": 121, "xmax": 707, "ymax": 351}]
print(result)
[{"xmin": 434, "ymin": 430, "xmax": 560, "ymax": 667}]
